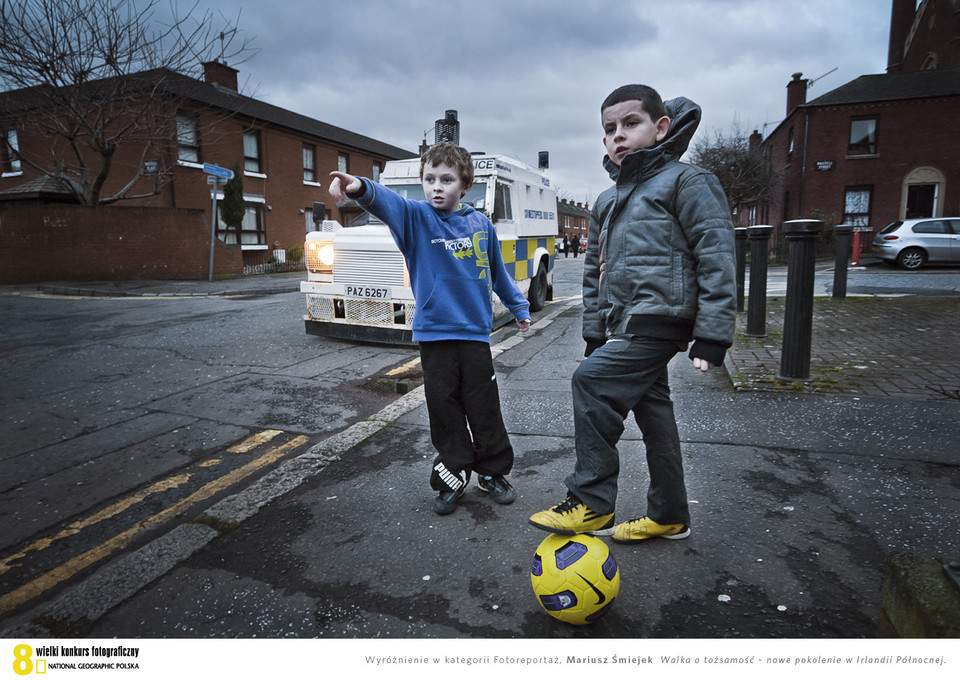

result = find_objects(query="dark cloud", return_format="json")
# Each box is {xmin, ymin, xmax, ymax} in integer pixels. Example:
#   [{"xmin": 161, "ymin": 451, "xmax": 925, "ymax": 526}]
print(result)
[{"xmin": 176, "ymin": 0, "xmax": 890, "ymax": 200}]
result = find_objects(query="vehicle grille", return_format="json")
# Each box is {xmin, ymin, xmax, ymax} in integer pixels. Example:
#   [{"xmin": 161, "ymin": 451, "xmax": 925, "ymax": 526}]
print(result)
[
  {"xmin": 346, "ymin": 299, "xmax": 397, "ymax": 326},
  {"xmin": 305, "ymin": 293, "xmax": 416, "ymax": 328},
  {"xmin": 334, "ymin": 250, "xmax": 408, "ymax": 287},
  {"xmin": 306, "ymin": 294, "xmax": 333, "ymax": 320}
]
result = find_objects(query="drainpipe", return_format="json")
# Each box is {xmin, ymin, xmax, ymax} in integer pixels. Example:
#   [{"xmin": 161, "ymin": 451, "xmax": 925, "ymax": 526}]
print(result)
[{"xmin": 799, "ymin": 110, "xmax": 809, "ymax": 216}]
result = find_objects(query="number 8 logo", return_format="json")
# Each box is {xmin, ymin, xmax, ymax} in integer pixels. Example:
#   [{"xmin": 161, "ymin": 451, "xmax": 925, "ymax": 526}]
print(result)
[{"xmin": 13, "ymin": 644, "xmax": 33, "ymax": 676}]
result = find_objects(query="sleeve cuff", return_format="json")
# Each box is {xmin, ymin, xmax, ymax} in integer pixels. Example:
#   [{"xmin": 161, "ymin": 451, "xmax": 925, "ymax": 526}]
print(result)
[
  {"xmin": 688, "ymin": 339, "xmax": 729, "ymax": 366},
  {"xmin": 346, "ymin": 178, "xmax": 369, "ymax": 201},
  {"xmin": 584, "ymin": 339, "xmax": 605, "ymax": 357}
]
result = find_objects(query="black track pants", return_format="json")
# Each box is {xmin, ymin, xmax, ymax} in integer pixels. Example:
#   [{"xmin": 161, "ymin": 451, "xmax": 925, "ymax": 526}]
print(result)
[{"xmin": 419, "ymin": 340, "xmax": 514, "ymax": 492}]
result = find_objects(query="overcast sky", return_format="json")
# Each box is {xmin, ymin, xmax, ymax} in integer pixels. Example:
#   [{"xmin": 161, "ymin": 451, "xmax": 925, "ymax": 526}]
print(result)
[{"xmin": 181, "ymin": 0, "xmax": 892, "ymax": 204}]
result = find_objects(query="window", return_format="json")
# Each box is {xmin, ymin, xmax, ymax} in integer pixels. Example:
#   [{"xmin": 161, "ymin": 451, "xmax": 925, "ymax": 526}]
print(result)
[
  {"xmin": 843, "ymin": 187, "xmax": 872, "ymax": 226},
  {"xmin": 494, "ymin": 182, "xmax": 513, "ymax": 222},
  {"xmin": 244, "ymin": 130, "xmax": 261, "ymax": 173},
  {"xmin": 787, "ymin": 128, "xmax": 794, "ymax": 156},
  {"xmin": 302, "ymin": 144, "xmax": 316, "ymax": 182},
  {"xmin": 912, "ymin": 220, "xmax": 948, "ymax": 234},
  {"xmin": 848, "ymin": 118, "xmax": 877, "ymax": 156},
  {"xmin": 372, "ymin": 163, "xmax": 380, "ymax": 183},
  {"xmin": 337, "ymin": 153, "xmax": 349, "ymax": 174},
  {"xmin": 2, "ymin": 128, "xmax": 21, "ymax": 174},
  {"xmin": 217, "ymin": 203, "xmax": 265, "ymax": 246},
  {"xmin": 176, "ymin": 115, "xmax": 200, "ymax": 163}
]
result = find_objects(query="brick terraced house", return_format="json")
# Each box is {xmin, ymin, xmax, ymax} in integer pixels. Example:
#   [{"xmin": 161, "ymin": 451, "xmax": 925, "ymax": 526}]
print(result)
[
  {"xmin": 0, "ymin": 61, "xmax": 414, "ymax": 276},
  {"xmin": 746, "ymin": 0, "xmax": 960, "ymax": 257}
]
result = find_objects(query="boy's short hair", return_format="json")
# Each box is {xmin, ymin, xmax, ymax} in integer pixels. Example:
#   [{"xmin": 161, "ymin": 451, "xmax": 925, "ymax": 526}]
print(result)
[
  {"xmin": 601, "ymin": 84, "xmax": 665, "ymax": 120},
  {"xmin": 420, "ymin": 142, "xmax": 474, "ymax": 188}
]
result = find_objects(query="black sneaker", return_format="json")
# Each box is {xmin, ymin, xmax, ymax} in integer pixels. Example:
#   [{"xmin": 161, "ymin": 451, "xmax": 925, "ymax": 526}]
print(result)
[
  {"xmin": 433, "ymin": 486, "xmax": 466, "ymax": 515},
  {"xmin": 477, "ymin": 475, "xmax": 516, "ymax": 505}
]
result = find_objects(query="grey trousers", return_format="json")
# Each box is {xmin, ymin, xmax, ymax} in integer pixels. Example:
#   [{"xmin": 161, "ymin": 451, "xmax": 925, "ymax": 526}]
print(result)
[{"xmin": 565, "ymin": 336, "xmax": 690, "ymax": 525}]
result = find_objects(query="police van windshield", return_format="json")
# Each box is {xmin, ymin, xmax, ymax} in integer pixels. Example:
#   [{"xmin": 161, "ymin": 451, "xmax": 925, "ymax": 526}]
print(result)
[
  {"xmin": 346, "ymin": 182, "xmax": 488, "ymax": 227},
  {"xmin": 383, "ymin": 182, "xmax": 488, "ymax": 212}
]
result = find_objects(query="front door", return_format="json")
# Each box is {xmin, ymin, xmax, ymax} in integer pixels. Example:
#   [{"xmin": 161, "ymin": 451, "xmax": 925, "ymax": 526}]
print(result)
[{"xmin": 905, "ymin": 183, "xmax": 938, "ymax": 219}]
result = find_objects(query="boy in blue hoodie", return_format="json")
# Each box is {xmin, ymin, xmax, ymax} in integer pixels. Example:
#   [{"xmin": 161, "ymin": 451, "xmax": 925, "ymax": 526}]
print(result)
[{"xmin": 329, "ymin": 142, "xmax": 531, "ymax": 515}]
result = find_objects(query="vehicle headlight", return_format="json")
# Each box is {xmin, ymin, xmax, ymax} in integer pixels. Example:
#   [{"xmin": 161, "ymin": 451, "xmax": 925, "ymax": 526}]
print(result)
[
  {"xmin": 306, "ymin": 239, "xmax": 334, "ymax": 273},
  {"xmin": 317, "ymin": 243, "xmax": 334, "ymax": 266}
]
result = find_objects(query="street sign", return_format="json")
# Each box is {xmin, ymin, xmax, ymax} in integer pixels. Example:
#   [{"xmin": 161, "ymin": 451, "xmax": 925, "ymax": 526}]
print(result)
[
  {"xmin": 203, "ymin": 163, "xmax": 232, "ymax": 282},
  {"xmin": 203, "ymin": 163, "xmax": 234, "ymax": 180}
]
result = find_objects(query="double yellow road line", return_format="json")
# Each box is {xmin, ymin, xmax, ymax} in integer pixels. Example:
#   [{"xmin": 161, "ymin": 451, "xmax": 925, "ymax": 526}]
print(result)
[{"xmin": 0, "ymin": 430, "xmax": 308, "ymax": 616}]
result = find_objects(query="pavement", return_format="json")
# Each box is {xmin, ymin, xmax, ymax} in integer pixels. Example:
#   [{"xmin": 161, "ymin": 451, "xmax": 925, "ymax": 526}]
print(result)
[{"xmin": 2, "ymin": 260, "xmax": 959, "ymax": 655}]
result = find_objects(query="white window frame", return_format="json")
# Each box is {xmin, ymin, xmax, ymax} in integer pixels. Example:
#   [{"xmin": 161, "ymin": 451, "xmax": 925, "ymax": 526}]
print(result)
[{"xmin": 176, "ymin": 115, "xmax": 200, "ymax": 164}]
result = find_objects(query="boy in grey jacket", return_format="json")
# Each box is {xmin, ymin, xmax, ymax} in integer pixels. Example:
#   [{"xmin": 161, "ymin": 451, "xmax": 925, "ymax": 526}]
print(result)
[{"xmin": 530, "ymin": 84, "xmax": 736, "ymax": 543}]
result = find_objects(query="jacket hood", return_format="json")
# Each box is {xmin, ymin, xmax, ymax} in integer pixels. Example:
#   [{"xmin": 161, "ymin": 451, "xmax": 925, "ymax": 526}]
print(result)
[{"xmin": 603, "ymin": 96, "xmax": 702, "ymax": 182}]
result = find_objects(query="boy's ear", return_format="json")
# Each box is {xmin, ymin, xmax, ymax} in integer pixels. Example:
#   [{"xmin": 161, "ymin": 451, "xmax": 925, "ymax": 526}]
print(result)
[
  {"xmin": 461, "ymin": 181, "xmax": 473, "ymax": 198},
  {"xmin": 655, "ymin": 116, "xmax": 671, "ymax": 142}
]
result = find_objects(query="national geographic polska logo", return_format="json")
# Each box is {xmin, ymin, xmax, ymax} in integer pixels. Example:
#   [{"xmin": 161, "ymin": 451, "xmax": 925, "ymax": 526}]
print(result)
[{"xmin": 12, "ymin": 643, "xmax": 141, "ymax": 673}]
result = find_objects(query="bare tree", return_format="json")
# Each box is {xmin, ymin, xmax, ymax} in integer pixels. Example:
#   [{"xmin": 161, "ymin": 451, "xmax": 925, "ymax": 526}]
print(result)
[
  {"xmin": 0, "ymin": 0, "xmax": 254, "ymax": 205},
  {"xmin": 688, "ymin": 121, "xmax": 779, "ymax": 222}
]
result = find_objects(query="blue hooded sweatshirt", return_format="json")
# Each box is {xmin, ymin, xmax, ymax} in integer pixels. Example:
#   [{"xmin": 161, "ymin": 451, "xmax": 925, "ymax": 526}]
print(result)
[{"xmin": 349, "ymin": 178, "xmax": 530, "ymax": 343}]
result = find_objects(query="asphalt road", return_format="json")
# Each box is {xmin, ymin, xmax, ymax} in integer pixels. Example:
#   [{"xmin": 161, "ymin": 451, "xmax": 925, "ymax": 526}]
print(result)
[
  {"xmin": 0, "ymin": 283, "xmax": 419, "ymax": 619},
  {"xmin": 2, "ymin": 257, "xmax": 957, "ymax": 650},
  {"xmin": 1, "ymin": 256, "xmax": 958, "ymax": 680}
]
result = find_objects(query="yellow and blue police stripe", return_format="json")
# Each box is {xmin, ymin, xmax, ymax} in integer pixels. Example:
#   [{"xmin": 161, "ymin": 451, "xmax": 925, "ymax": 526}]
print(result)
[{"xmin": 500, "ymin": 237, "xmax": 555, "ymax": 281}]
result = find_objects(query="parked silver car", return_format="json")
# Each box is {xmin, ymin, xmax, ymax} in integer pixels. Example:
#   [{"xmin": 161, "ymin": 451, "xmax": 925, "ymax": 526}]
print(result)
[{"xmin": 872, "ymin": 217, "xmax": 960, "ymax": 270}]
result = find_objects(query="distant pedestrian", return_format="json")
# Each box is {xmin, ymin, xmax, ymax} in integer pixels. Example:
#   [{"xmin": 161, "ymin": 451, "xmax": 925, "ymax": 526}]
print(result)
[
  {"xmin": 529, "ymin": 84, "xmax": 736, "ymax": 543},
  {"xmin": 563, "ymin": 236, "xmax": 571, "ymax": 258},
  {"xmin": 330, "ymin": 142, "xmax": 531, "ymax": 516}
]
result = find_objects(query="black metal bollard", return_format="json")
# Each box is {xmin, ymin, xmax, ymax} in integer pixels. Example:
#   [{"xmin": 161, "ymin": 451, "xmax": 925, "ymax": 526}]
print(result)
[
  {"xmin": 779, "ymin": 219, "xmax": 823, "ymax": 381},
  {"xmin": 745, "ymin": 225, "xmax": 774, "ymax": 337},
  {"xmin": 832, "ymin": 224, "xmax": 853, "ymax": 300},
  {"xmin": 735, "ymin": 227, "xmax": 747, "ymax": 312}
]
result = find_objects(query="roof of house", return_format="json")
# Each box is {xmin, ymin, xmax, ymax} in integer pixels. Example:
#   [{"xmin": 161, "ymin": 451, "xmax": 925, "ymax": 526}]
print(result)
[
  {"xmin": 0, "ymin": 66, "xmax": 416, "ymax": 161},
  {"xmin": 557, "ymin": 200, "xmax": 591, "ymax": 218},
  {"xmin": 0, "ymin": 174, "xmax": 77, "ymax": 202},
  {"xmin": 159, "ymin": 69, "xmax": 415, "ymax": 160},
  {"xmin": 803, "ymin": 67, "xmax": 960, "ymax": 108}
]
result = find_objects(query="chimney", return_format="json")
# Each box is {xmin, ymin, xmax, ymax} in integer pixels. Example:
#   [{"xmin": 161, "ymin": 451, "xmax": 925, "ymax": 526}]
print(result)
[
  {"xmin": 749, "ymin": 129, "xmax": 763, "ymax": 152},
  {"xmin": 202, "ymin": 61, "xmax": 238, "ymax": 91},
  {"xmin": 786, "ymin": 72, "xmax": 807, "ymax": 115},
  {"xmin": 886, "ymin": 0, "xmax": 916, "ymax": 73}
]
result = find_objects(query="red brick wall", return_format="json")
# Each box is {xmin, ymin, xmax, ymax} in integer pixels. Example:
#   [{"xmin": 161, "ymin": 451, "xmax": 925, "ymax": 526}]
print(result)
[
  {"xmin": 0, "ymin": 204, "xmax": 243, "ymax": 284},
  {"xmin": 897, "ymin": 0, "xmax": 960, "ymax": 72},
  {"xmin": 762, "ymin": 95, "xmax": 960, "ymax": 231},
  {"xmin": 1, "ymin": 99, "xmax": 411, "ymax": 267}
]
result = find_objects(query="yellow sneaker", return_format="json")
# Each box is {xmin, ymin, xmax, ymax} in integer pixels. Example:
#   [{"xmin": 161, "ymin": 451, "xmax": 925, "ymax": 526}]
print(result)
[
  {"xmin": 529, "ymin": 495, "xmax": 615, "ymax": 535},
  {"xmin": 612, "ymin": 516, "xmax": 691, "ymax": 543}
]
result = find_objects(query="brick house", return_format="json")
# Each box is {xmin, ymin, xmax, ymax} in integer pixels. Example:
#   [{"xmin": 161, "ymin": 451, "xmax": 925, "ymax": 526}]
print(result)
[
  {"xmin": 0, "ymin": 61, "xmax": 414, "ymax": 270},
  {"xmin": 748, "ymin": 0, "xmax": 960, "ymax": 256},
  {"xmin": 557, "ymin": 198, "xmax": 590, "ymax": 250}
]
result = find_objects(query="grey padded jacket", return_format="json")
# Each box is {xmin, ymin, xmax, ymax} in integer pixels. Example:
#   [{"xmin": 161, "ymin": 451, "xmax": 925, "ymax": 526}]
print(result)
[{"xmin": 583, "ymin": 97, "xmax": 737, "ymax": 366}]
